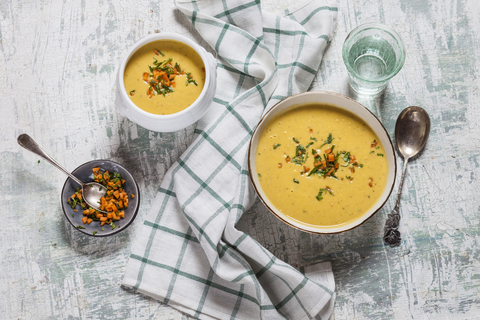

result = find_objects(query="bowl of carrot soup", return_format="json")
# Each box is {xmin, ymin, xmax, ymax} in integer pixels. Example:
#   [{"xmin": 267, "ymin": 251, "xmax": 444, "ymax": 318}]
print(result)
[
  {"xmin": 115, "ymin": 32, "xmax": 217, "ymax": 132},
  {"xmin": 248, "ymin": 91, "xmax": 396, "ymax": 234}
]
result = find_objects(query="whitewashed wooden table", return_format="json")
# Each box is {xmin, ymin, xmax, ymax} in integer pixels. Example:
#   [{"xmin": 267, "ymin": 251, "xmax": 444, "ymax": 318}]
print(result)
[{"xmin": 2, "ymin": 0, "xmax": 480, "ymax": 319}]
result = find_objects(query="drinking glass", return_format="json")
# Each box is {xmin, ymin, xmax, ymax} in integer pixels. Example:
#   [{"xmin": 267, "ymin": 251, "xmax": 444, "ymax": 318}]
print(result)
[{"xmin": 342, "ymin": 23, "xmax": 405, "ymax": 95}]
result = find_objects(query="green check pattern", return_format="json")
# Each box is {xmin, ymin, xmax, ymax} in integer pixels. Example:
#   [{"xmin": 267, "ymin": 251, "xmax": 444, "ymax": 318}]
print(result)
[{"xmin": 122, "ymin": 0, "xmax": 338, "ymax": 319}]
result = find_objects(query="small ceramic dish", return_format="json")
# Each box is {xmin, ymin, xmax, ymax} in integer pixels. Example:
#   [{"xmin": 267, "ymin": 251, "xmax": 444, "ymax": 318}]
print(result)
[
  {"xmin": 115, "ymin": 32, "xmax": 217, "ymax": 132},
  {"xmin": 248, "ymin": 91, "xmax": 397, "ymax": 234},
  {"xmin": 61, "ymin": 160, "xmax": 140, "ymax": 237}
]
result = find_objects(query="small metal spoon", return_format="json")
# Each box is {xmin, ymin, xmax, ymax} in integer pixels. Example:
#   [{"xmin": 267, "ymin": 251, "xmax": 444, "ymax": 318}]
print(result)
[
  {"xmin": 17, "ymin": 134, "xmax": 108, "ymax": 213},
  {"xmin": 383, "ymin": 106, "xmax": 431, "ymax": 247}
]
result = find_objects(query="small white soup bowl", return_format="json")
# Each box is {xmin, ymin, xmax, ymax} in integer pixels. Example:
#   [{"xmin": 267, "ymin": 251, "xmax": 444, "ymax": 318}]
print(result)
[
  {"xmin": 115, "ymin": 33, "xmax": 217, "ymax": 132},
  {"xmin": 248, "ymin": 91, "xmax": 397, "ymax": 234}
]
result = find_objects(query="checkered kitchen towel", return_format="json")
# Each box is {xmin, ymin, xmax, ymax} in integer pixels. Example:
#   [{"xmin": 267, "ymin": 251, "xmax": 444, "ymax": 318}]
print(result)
[{"xmin": 122, "ymin": 0, "xmax": 338, "ymax": 319}]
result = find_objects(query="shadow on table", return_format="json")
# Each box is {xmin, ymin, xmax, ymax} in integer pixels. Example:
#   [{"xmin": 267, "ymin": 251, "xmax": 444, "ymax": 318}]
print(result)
[
  {"xmin": 237, "ymin": 198, "xmax": 389, "ymax": 271},
  {"xmin": 58, "ymin": 217, "xmax": 132, "ymax": 258},
  {"xmin": 347, "ymin": 85, "xmax": 388, "ymax": 121}
]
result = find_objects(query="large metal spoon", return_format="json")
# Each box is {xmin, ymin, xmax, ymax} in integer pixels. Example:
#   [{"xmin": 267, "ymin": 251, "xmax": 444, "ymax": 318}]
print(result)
[
  {"xmin": 17, "ymin": 134, "xmax": 108, "ymax": 213},
  {"xmin": 383, "ymin": 106, "xmax": 431, "ymax": 247}
]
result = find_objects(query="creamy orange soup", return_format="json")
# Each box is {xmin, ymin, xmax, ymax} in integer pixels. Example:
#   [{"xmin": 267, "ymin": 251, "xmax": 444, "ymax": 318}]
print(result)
[
  {"xmin": 124, "ymin": 40, "xmax": 205, "ymax": 115},
  {"xmin": 255, "ymin": 103, "xmax": 389, "ymax": 228}
]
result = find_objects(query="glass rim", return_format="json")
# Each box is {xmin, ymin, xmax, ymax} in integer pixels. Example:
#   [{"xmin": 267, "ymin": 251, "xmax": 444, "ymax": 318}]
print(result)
[{"xmin": 342, "ymin": 22, "xmax": 406, "ymax": 83}]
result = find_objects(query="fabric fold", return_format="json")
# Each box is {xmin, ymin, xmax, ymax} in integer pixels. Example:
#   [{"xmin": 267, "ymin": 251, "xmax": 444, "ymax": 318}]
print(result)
[{"xmin": 122, "ymin": 0, "xmax": 338, "ymax": 319}]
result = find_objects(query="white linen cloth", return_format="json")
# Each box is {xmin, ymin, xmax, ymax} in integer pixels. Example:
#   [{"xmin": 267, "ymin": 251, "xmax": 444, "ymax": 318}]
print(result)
[{"xmin": 122, "ymin": 0, "xmax": 338, "ymax": 318}]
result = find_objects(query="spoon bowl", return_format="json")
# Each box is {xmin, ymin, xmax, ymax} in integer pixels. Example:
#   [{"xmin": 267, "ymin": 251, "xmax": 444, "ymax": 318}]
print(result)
[
  {"xmin": 384, "ymin": 106, "xmax": 430, "ymax": 247},
  {"xmin": 395, "ymin": 106, "xmax": 431, "ymax": 159}
]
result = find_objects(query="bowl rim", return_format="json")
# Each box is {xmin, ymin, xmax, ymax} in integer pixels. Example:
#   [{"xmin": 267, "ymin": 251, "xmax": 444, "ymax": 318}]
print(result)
[
  {"xmin": 60, "ymin": 159, "xmax": 140, "ymax": 237},
  {"xmin": 117, "ymin": 32, "xmax": 213, "ymax": 119},
  {"xmin": 247, "ymin": 90, "xmax": 397, "ymax": 234}
]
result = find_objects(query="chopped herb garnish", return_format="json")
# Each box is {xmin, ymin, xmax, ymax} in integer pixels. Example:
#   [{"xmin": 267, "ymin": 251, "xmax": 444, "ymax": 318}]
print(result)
[
  {"xmin": 273, "ymin": 144, "xmax": 281, "ymax": 149},
  {"xmin": 129, "ymin": 90, "xmax": 135, "ymax": 96},
  {"xmin": 93, "ymin": 231, "xmax": 97, "ymax": 236},
  {"xmin": 154, "ymin": 49, "xmax": 165, "ymax": 56},
  {"xmin": 292, "ymin": 137, "xmax": 299, "ymax": 144},
  {"xmin": 293, "ymin": 178, "xmax": 299, "ymax": 184},
  {"xmin": 258, "ymin": 173, "xmax": 262, "ymax": 177},
  {"xmin": 77, "ymin": 226, "xmax": 85, "ymax": 229},
  {"xmin": 186, "ymin": 72, "xmax": 198, "ymax": 86},
  {"xmin": 38, "ymin": 160, "xmax": 40, "ymax": 164},
  {"xmin": 319, "ymin": 133, "xmax": 334, "ymax": 148},
  {"xmin": 316, "ymin": 189, "xmax": 324, "ymax": 201},
  {"xmin": 310, "ymin": 137, "xmax": 317, "ymax": 141},
  {"xmin": 316, "ymin": 187, "xmax": 334, "ymax": 201},
  {"xmin": 377, "ymin": 153, "xmax": 384, "ymax": 157},
  {"xmin": 291, "ymin": 144, "xmax": 308, "ymax": 165}
]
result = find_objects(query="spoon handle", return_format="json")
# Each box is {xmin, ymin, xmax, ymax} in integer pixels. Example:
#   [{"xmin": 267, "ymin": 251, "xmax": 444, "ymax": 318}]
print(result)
[
  {"xmin": 17, "ymin": 134, "xmax": 84, "ymax": 187},
  {"xmin": 384, "ymin": 157, "xmax": 409, "ymax": 247},
  {"xmin": 394, "ymin": 157, "xmax": 409, "ymax": 209}
]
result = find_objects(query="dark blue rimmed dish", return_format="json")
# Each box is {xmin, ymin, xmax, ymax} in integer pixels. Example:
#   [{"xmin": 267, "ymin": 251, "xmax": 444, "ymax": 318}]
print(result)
[{"xmin": 61, "ymin": 159, "xmax": 140, "ymax": 237}]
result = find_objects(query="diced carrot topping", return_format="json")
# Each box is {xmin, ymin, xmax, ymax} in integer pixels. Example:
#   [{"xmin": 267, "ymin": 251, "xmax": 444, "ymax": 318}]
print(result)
[
  {"xmin": 278, "ymin": 163, "xmax": 282, "ymax": 168},
  {"xmin": 328, "ymin": 154, "xmax": 335, "ymax": 162},
  {"xmin": 303, "ymin": 166, "xmax": 310, "ymax": 173},
  {"xmin": 143, "ymin": 72, "xmax": 149, "ymax": 82},
  {"xmin": 69, "ymin": 166, "xmax": 129, "ymax": 229},
  {"xmin": 285, "ymin": 156, "xmax": 291, "ymax": 163},
  {"xmin": 309, "ymin": 129, "xmax": 313, "ymax": 134},
  {"xmin": 325, "ymin": 148, "xmax": 331, "ymax": 154},
  {"xmin": 371, "ymin": 140, "xmax": 378, "ymax": 148}
]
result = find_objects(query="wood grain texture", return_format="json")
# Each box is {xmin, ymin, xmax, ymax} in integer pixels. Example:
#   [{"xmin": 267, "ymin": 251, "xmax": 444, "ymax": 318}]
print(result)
[{"xmin": 1, "ymin": 0, "xmax": 479, "ymax": 319}]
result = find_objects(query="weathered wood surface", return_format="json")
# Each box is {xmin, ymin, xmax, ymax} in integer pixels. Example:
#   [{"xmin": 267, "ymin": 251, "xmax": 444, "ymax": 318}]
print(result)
[{"xmin": 1, "ymin": 0, "xmax": 479, "ymax": 319}]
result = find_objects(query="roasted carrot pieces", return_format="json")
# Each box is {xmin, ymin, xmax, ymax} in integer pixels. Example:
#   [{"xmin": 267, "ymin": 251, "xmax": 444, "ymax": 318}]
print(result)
[{"xmin": 68, "ymin": 167, "xmax": 135, "ymax": 231}]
